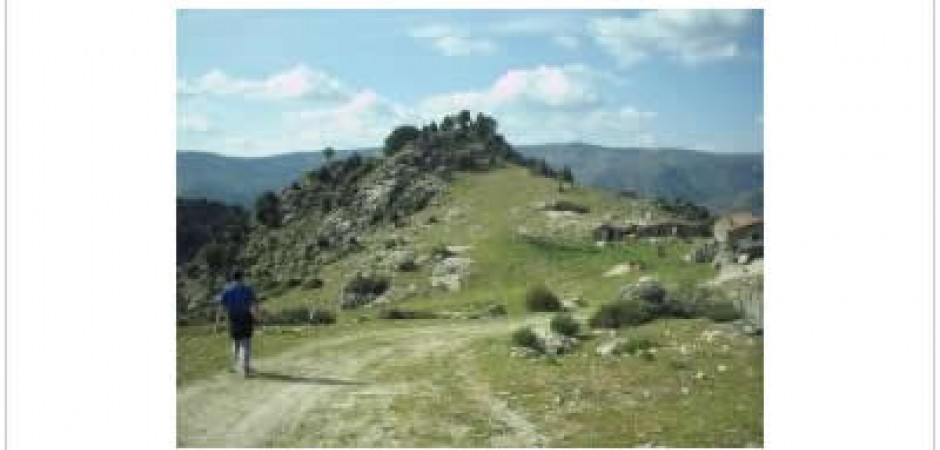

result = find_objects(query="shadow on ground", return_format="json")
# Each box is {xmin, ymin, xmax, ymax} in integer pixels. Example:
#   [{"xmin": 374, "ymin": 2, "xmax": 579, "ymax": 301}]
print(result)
[{"xmin": 250, "ymin": 370, "xmax": 368, "ymax": 386}]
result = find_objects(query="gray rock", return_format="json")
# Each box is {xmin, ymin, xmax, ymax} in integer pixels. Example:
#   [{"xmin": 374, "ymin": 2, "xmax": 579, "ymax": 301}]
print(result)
[
  {"xmin": 430, "ymin": 257, "xmax": 474, "ymax": 292},
  {"xmin": 619, "ymin": 280, "xmax": 666, "ymax": 304},
  {"xmin": 538, "ymin": 329, "xmax": 579, "ymax": 356},
  {"xmin": 596, "ymin": 338, "xmax": 629, "ymax": 357},
  {"xmin": 687, "ymin": 240, "xmax": 718, "ymax": 263},
  {"xmin": 387, "ymin": 249, "xmax": 417, "ymax": 271}
]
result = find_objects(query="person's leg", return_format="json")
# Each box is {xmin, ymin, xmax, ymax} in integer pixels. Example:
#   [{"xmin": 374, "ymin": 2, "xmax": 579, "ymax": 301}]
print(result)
[
  {"xmin": 242, "ymin": 338, "xmax": 252, "ymax": 375},
  {"xmin": 231, "ymin": 340, "xmax": 240, "ymax": 372}
]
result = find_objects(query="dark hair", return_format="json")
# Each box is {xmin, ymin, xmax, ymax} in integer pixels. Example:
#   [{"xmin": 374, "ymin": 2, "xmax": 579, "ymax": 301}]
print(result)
[{"xmin": 228, "ymin": 270, "xmax": 244, "ymax": 281}]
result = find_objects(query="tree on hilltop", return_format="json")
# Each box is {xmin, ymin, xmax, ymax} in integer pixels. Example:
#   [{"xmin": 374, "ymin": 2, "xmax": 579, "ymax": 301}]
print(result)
[
  {"xmin": 384, "ymin": 125, "xmax": 421, "ymax": 156},
  {"xmin": 440, "ymin": 116, "xmax": 455, "ymax": 132},
  {"xmin": 457, "ymin": 110, "xmax": 472, "ymax": 130},
  {"xmin": 255, "ymin": 191, "xmax": 281, "ymax": 227}
]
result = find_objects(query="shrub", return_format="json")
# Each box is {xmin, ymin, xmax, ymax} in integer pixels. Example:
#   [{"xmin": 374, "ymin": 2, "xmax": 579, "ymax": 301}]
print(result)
[
  {"xmin": 623, "ymin": 337, "xmax": 655, "ymax": 355},
  {"xmin": 397, "ymin": 259, "xmax": 419, "ymax": 272},
  {"xmin": 430, "ymin": 244, "xmax": 456, "ymax": 260},
  {"xmin": 485, "ymin": 304, "xmax": 508, "ymax": 317},
  {"xmin": 308, "ymin": 308, "xmax": 337, "ymax": 325},
  {"xmin": 201, "ymin": 242, "xmax": 229, "ymax": 273},
  {"xmin": 547, "ymin": 200, "xmax": 590, "ymax": 214},
  {"xmin": 384, "ymin": 125, "xmax": 421, "ymax": 156},
  {"xmin": 303, "ymin": 277, "xmax": 324, "ymax": 289},
  {"xmin": 692, "ymin": 302, "xmax": 741, "ymax": 322},
  {"xmin": 526, "ymin": 285, "xmax": 562, "ymax": 312},
  {"xmin": 456, "ymin": 154, "xmax": 478, "ymax": 170},
  {"xmin": 550, "ymin": 313, "xmax": 581, "ymax": 337},
  {"xmin": 264, "ymin": 308, "xmax": 309, "ymax": 325},
  {"xmin": 589, "ymin": 300, "xmax": 652, "ymax": 329},
  {"xmin": 378, "ymin": 308, "xmax": 438, "ymax": 320},
  {"xmin": 254, "ymin": 191, "xmax": 281, "ymax": 227},
  {"xmin": 511, "ymin": 327, "xmax": 543, "ymax": 353},
  {"xmin": 345, "ymin": 274, "xmax": 390, "ymax": 296},
  {"xmin": 632, "ymin": 282, "xmax": 667, "ymax": 304}
]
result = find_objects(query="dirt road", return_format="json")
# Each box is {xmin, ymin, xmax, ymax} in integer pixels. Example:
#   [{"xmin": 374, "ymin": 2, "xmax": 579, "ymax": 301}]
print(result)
[{"xmin": 177, "ymin": 319, "xmax": 546, "ymax": 448}]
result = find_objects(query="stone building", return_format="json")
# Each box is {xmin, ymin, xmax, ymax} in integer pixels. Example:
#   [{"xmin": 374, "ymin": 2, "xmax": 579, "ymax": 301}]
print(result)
[{"xmin": 713, "ymin": 212, "xmax": 763, "ymax": 262}]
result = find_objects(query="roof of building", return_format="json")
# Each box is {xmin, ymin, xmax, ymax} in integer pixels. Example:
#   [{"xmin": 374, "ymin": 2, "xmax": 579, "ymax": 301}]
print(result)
[{"xmin": 723, "ymin": 212, "xmax": 763, "ymax": 231}]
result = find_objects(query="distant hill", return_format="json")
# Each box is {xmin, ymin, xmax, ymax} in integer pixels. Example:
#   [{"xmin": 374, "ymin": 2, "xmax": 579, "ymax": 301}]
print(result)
[
  {"xmin": 176, "ymin": 150, "xmax": 377, "ymax": 208},
  {"xmin": 515, "ymin": 143, "xmax": 763, "ymax": 214},
  {"xmin": 177, "ymin": 144, "xmax": 762, "ymax": 213}
]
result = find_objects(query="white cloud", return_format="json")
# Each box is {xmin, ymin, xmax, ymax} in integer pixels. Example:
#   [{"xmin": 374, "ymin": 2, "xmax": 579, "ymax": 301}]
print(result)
[
  {"xmin": 177, "ymin": 65, "xmax": 351, "ymax": 101},
  {"xmin": 419, "ymin": 64, "xmax": 609, "ymax": 116},
  {"xmin": 408, "ymin": 24, "xmax": 496, "ymax": 56},
  {"xmin": 283, "ymin": 90, "xmax": 410, "ymax": 150},
  {"xmin": 416, "ymin": 64, "xmax": 656, "ymax": 147},
  {"xmin": 496, "ymin": 105, "xmax": 657, "ymax": 147},
  {"xmin": 589, "ymin": 10, "xmax": 753, "ymax": 67},
  {"xmin": 178, "ymin": 63, "xmax": 661, "ymax": 153}
]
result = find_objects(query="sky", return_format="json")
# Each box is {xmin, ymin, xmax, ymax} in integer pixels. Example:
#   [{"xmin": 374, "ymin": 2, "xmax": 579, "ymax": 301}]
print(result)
[{"xmin": 177, "ymin": 9, "xmax": 763, "ymax": 156}]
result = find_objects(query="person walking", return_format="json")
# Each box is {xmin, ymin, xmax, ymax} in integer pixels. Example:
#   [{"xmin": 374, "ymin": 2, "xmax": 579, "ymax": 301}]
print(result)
[{"xmin": 218, "ymin": 270, "xmax": 259, "ymax": 377}]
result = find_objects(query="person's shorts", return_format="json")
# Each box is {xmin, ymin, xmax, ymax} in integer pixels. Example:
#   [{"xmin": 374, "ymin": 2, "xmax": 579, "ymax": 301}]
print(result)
[{"xmin": 228, "ymin": 311, "xmax": 254, "ymax": 340}]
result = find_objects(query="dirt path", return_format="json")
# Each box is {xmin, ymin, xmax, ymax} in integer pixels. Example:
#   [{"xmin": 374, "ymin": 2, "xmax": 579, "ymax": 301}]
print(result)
[{"xmin": 177, "ymin": 319, "xmax": 547, "ymax": 448}]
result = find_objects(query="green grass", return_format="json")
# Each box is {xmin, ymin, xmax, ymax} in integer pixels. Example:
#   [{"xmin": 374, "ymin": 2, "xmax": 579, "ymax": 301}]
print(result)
[
  {"xmin": 373, "ymin": 318, "xmax": 762, "ymax": 447},
  {"xmin": 467, "ymin": 319, "xmax": 763, "ymax": 447}
]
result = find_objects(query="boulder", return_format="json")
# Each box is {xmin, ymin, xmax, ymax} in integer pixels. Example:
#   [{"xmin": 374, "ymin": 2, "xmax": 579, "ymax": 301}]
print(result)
[
  {"xmin": 561, "ymin": 295, "xmax": 584, "ymax": 311},
  {"xmin": 538, "ymin": 329, "xmax": 579, "ymax": 356},
  {"xmin": 430, "ymin": 257, "xmax": 474, "ymax": 292},
  {"xmin": 619, "ymin": 280, "xmax": 667, "ymax": 304},
  {"xmin": 604, "ymin": 261, "xmax": 643, "ymax": 277},
  {"xmin": 445, "ymin": 245, "xmax": 473, "ymax": 254},
  {"xmin": 596, "ymin": 338, "xmax": 629, "ymax": 357},
  {"xmin": 387, "ymin": 249, "xmax": 417, "ymax": 271},
  {"xmin": 603, "ymin": 264, "xmax": 632, "ymax": 277}
]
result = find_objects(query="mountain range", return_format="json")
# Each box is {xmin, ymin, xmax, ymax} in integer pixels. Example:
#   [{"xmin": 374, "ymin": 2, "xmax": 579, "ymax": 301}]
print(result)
[{"xmin": 178, "ymin": 145, "xmax": 762, "ymax": 214}]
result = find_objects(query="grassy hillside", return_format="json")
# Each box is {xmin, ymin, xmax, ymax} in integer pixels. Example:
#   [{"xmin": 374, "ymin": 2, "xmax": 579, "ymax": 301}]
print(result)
[
  {"xmin": 178, "ymin": 165, "xmax": 762, "ymax": 447},
  {"xmin": 260, "ymin": 165, "xmax": 716, "ymax": 316}
]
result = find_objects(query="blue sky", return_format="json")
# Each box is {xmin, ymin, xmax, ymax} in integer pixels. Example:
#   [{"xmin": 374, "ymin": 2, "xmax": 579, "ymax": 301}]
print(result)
[{"xmin": 178, "ymin": 9, "xmax": 763, "ymax": 156}]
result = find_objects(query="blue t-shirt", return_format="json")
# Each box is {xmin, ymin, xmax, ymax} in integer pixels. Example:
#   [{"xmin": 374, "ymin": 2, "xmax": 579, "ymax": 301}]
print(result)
[{"xmin": 221, "ymin": 282, "xmax": 255, "ymax": 315}]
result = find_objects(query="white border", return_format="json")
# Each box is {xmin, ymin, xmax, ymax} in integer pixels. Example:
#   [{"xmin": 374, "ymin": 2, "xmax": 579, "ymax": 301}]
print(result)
[{"xmin": 6, "ymin": 1, "xmax": 935, "ymax": 449}]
